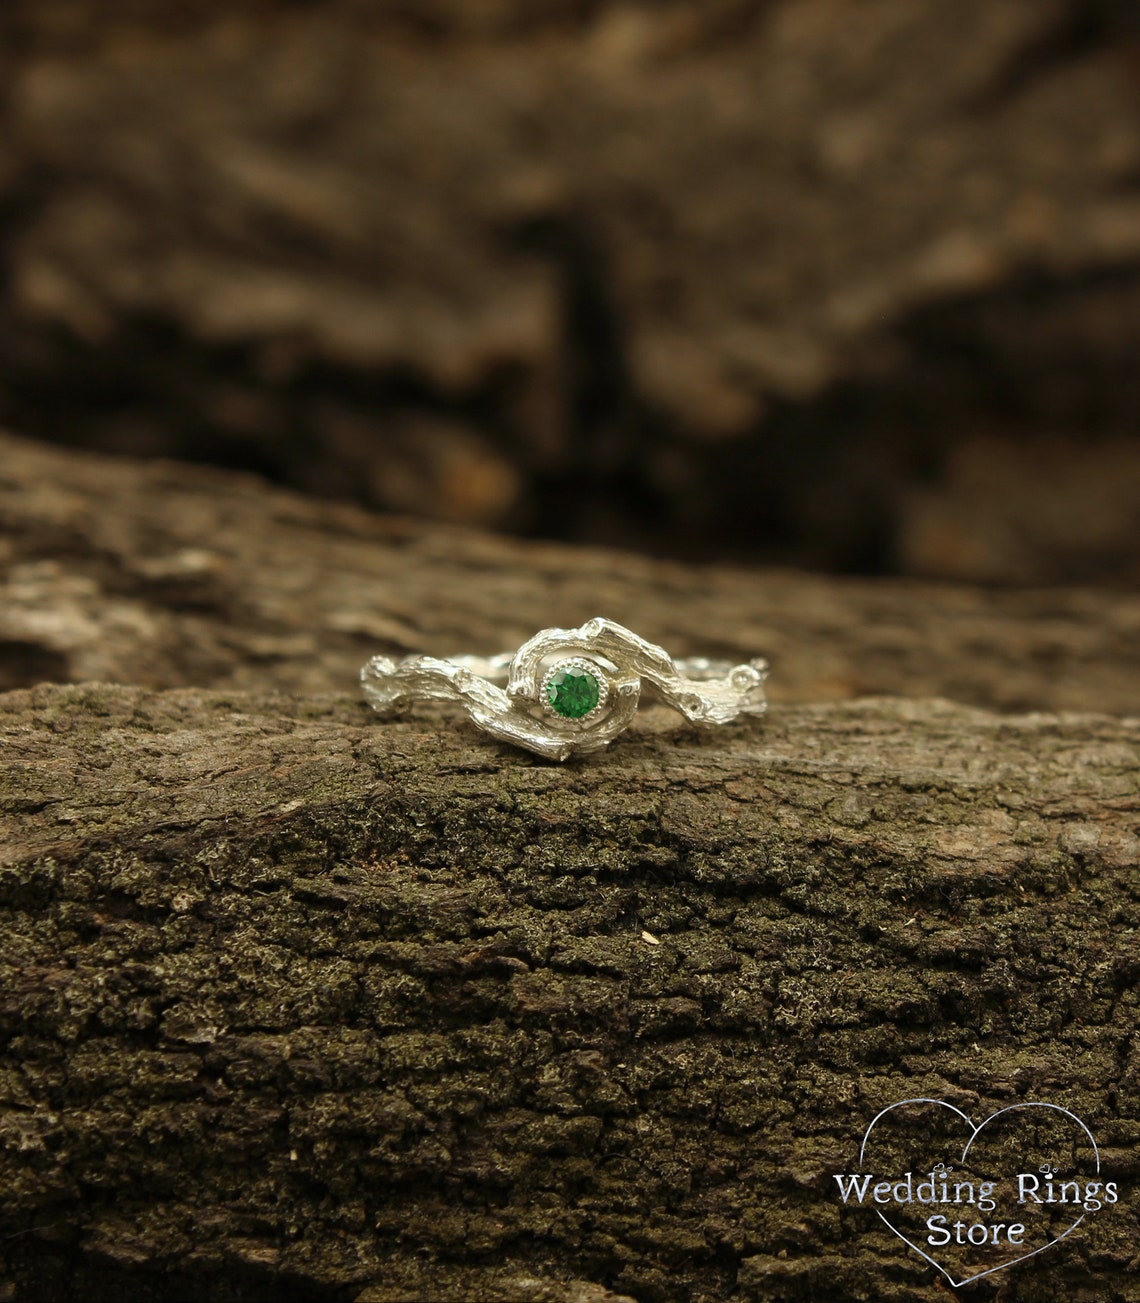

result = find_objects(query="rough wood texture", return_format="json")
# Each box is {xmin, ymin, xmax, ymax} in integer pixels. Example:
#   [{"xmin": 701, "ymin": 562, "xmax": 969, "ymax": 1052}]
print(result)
[
  {"xmin": 2, "ymin": 2, "xmax": 1140, "ymax": 576},
  {"xmin": 3, "ymin": 693, "xmax": 1139, "ymax": 1303},
  {"xmin": 1, "ymin": 436, "xmax": 1139, "ymax": 1303},
  {"xmin": 8, "ymin": 0, "xmax": 1140, "ymax": 429},
  {"xmin": 3, "ymin": 432, "xmax": 1140, "ymax": 713}
]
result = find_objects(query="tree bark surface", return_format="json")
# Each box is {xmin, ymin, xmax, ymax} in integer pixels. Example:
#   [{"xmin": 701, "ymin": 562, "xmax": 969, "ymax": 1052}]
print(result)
[
  {"xmin": 6, "ymin": 0, "xmax": 1140, "ymax": 436},
  {"xmin": 3, "ymin": 431, "xmax": 1140, "ymax": 714},
  {"xmin": 3, "ymin": 3, "xmax": 1140, "ymax": 579},
  {"xmin": 1, "ymin": 434, "xmax": 1139, "ymax": 1303}
]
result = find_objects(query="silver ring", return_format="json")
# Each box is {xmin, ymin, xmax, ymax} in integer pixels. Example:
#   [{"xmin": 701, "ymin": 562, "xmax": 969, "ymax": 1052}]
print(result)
[{"xmin": 360, "ymin": 617, "xmax": 768, "ymax": 761}]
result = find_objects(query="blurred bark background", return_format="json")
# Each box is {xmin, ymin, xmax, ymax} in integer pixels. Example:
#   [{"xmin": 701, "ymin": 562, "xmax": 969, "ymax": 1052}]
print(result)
[
  {"xmin": 1, "ymin": 432, "xmax": 1138, "ymax": 1303},
  {"xmin": 3, "ymin": 8, "xmax": 1140, "ymax": 1299},
  {"xmin": 1, "ymin": 0, "xmax": 1139, "ymax": 581}
]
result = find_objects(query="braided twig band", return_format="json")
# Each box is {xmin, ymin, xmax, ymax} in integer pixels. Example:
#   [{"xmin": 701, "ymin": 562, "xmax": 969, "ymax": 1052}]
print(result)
[{"xmin": 361, "ymin": 617, "xmax": 768, "ymax": 761}]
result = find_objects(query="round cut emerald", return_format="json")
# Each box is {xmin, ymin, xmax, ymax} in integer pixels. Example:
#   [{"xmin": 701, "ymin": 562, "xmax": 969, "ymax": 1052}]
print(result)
[{"xmin": 546, "ymin": 665, "xmax": 600, "ymax": 719}]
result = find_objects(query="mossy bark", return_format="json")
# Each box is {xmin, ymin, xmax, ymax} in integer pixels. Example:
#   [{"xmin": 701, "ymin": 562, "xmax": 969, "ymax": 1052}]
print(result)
[{"xmin": 1, "ymin": 435, "xmax": 1139, "ymax": 1303}]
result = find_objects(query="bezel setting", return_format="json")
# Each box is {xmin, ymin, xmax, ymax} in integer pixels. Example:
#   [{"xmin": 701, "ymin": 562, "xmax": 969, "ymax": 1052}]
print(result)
[{"xmin": 540, "ymin": 657, "xmax": 610, "ymax": 724}]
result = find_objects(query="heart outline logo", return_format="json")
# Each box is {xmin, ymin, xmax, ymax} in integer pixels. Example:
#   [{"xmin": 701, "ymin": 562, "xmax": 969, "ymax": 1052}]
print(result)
[{"xmin": 856, "ymin": 1097, "xmax": 1100, "ymax": 1288}]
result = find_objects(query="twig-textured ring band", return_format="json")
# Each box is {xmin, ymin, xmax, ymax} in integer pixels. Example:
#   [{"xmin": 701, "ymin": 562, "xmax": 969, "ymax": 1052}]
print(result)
[{"xmin": 360, "ymin": 617, "xmax": 768, "ymax": 761}]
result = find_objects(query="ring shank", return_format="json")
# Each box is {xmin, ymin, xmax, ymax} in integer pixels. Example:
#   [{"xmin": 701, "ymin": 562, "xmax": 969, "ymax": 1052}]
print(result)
[
  {"xmin": 440, "ymin": 651, "xmax": 771, "ymax": 703},
  {"xmin": 445, "ymin": 653, "xmax": 516, "ymax": 683},
  {"xmin": 445, "ymin": 652, "xmax": 766, "ymax": 685},
  {"xmin": 362, "ymin": 620, "xmax": 768, "ymax": 758}
]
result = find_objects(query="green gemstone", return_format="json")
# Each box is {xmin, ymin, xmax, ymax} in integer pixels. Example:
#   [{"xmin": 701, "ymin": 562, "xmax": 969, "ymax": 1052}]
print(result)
[{"xmin": 546, "ymin": 665, "xmax": 600, "ymax": 719}]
